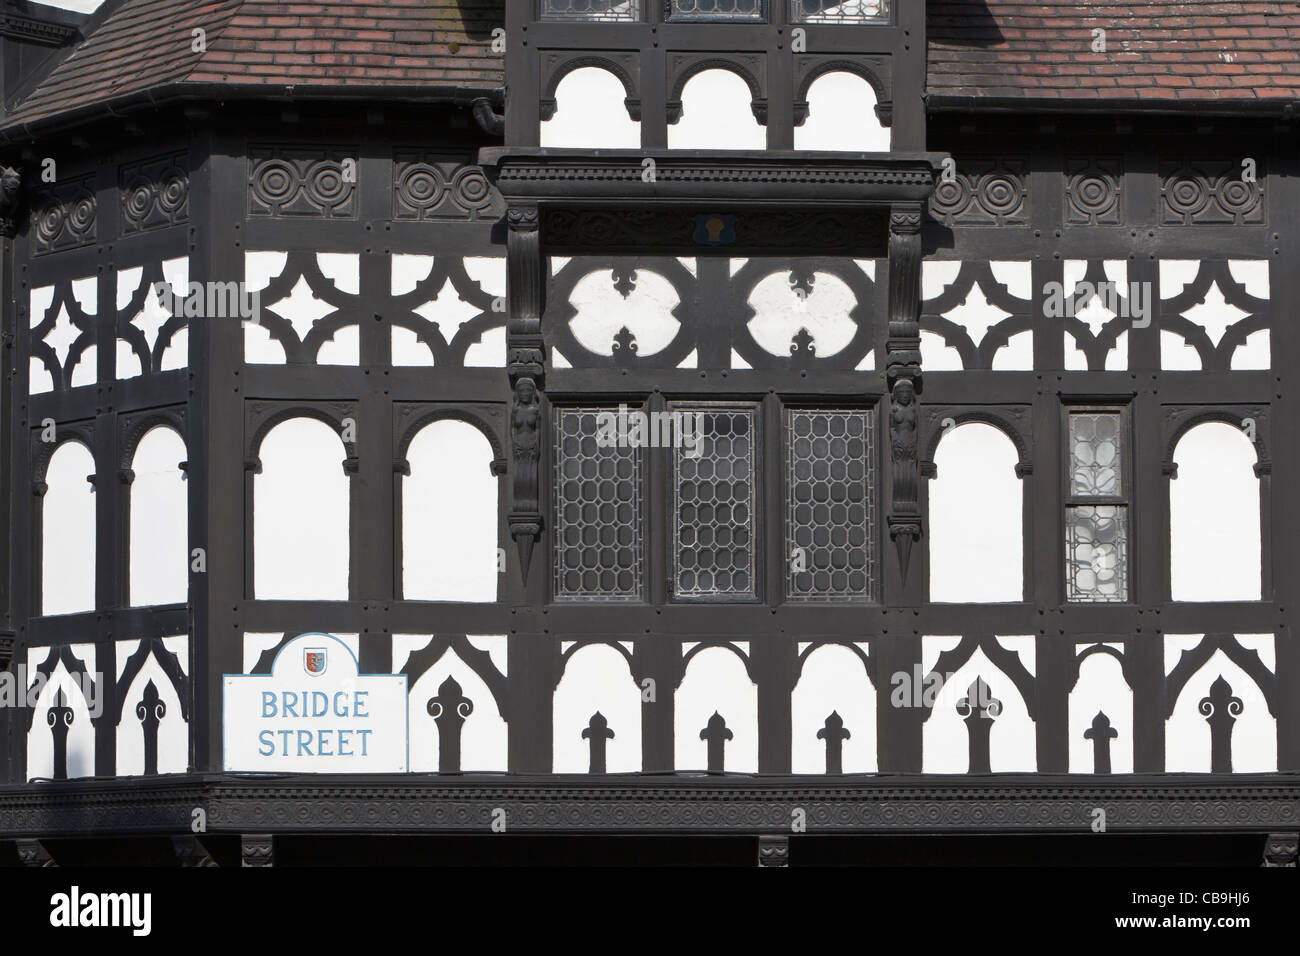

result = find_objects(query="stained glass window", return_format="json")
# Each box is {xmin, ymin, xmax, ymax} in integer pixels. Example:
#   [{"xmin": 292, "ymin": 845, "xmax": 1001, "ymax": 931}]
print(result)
[
  {"xmin": 672, "ymin": 404, "xmax": 757, "ymax": 599},
  {"xmin": 668, "ymin": 0, "xmax": 765, "ymax": 21},
  {"xmin": 791, "ymin": 0, "xmax": 887, "ymax": 23},
  {"xmin": 785, "ymin": 409, "xmax": 875, "ymax": 601},
  {"xmin": 541, "ymin": 0, "xmax": 641, "ymax": 20},
  {"xmin": 554, "ymin": 407, "xmax": 643, "ymax": 601},
  {"xmin": 1065, "ymin": 409, "xmax": 1129, "ymax": 602}
]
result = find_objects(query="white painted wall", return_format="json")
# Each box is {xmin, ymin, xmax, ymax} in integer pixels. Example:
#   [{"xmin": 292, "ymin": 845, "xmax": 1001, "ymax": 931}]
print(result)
[
  {"xmin": 1170, "ymin": 422, "xmax": 1261, "ymax": 601},
  {"xmin": 254, "ymin": 418, "xmax": 350, "ymax": 600},
  {"xmin": 922, "ymin": 640, "xmax": 1036, "ymax": 773},
  {"xmin": 26, "ymin": 646, "xmax": 97, "ymax": 781},
  {"xmin": 116, "ymin": 257, "xmax": 188, "ymax": 377},
  {"xmin": 675, "ymin": 645, "xmax": 757, "ymax": 773},
  {"xmin": 568, "ymin": 267, "xmax": 681, "ymax": 357},
  {"xmin": 42, "ymin": 441, "xmax": 96, "ymax": 615},
  {"xmin": 1165, "ymin": 643, "xmax": 1275, "ymax": 772},
  {"xmin": 402, "ymin": 642, "xmax": 508, "ymax": 773},
  {"xmin": 791, "ymin": 644, "xmax": 876, "ymax": 774},
  {"xmin": 746, "ymin": 270, "xmax": 857, "ymax": 358},
  {"xmin": 928, "ymin": 423, "xmax": 1022, "ymax": 603},
  {"xmin": 114, "ymin": 636, "xmax": 189, "ymax": 776},
  {"xmin": 129, "ymin": 426, "xmax": 188, "ymax": 607},
  {"xmin": 668, "ymin": 69, "xmax": 766, "ymax": 150},
  {"xmin": 795, "ymin": 71, "xmax": 889, "ymax": 152},
  {"xmin": 540, "ymin": 67, "xmax": 641, "ymax": 149},
  {"xmin": 1068, "ymin": 649, "xmax": 1133, "ymax": 773},
  {"xmin": 403, "ymin": 420, "xmax": 498, "ymax": 602},
  {"xmin": 552, "ymin": 643, "xmax": 642, "ymax": 773}
]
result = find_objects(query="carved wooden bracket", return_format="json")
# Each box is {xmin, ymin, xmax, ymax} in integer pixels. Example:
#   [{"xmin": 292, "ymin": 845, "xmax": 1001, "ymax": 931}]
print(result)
[
  {"xmin": 0, "ymin": 166, "xmax": 21, "ymax": 239},
  {"xmin": 886, "ymin": 206, "xmax": 924, "ymax": 582},
  {"xmin": 507, "ymin": 203, "xmax": 546, "ymax": 583}
]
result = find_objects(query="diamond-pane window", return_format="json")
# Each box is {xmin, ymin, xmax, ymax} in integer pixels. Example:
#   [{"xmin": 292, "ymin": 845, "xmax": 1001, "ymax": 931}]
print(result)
[
  {"xmin": 791, "ymin": 0, "xmax": 887, "ymax": 23},
  {"xmin": 541, "ymin": 0, "xmax": 641, "ymax": 20},
  {"xmin": 668, "ymin": 0, "xmax": 764, "ymax": 21},
  {"xmin": 554, "ymin": 408, "xmax": 643, "ymax": 602},
  {"xmin": 785, "ymin": 409, "xmax": 875, "ymax": 601},
  {"xmin": 1065, "ymin": 409, "xmax": 1129, "ymax": 602},
  {"xmin": 672, "ymin": 404, "xmax": 757, "ymax": 599}
]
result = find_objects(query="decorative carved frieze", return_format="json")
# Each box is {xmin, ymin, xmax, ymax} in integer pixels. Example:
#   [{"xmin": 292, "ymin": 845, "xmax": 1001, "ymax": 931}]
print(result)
[
  {"xmin": 1160, "ymin": 159, "xmax": 1263, "ymax": 225},
  {"xmin": 120, "ymin": 153, "xmax": 189, "ymax": 234},
  {"xmin": 248, "ymin": 146, "xmax": 357, "ymax": 218},
  {"xmin": 1065, "ymin": 157, "xmax": 1123, "ymax": 225},
  {"xmin": 393, "ymin": 150, "xmax": 501, "ymax": 221},
  {"xmin": 930, "ymin": 157, "xmax": 1027, "ymax": 227},
  {"xmin": 32, "ymin": 175, "xmax": 96, "ymax": 255}
]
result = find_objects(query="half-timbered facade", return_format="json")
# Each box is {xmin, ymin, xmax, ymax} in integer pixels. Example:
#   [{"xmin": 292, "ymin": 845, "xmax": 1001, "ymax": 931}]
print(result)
[{"xmin": 0, "ymin": 0, "xmax": 1298, "ymax": 866}]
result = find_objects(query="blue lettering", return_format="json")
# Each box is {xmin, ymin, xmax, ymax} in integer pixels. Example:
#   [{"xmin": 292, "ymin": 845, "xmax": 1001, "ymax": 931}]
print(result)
[
  {"xmin": 354, "ymin": 691, "xmax": 369, "ymax": 718},
  {"xmin": 312, "ymin": 691, "xmax": 328, "ymax": 718},
  {"xmin": 297, "ymin": 729, "xmax": 313, "ymax": 755},
  {"xmin": 261, "ymin": 692, "xmax": 277, "ymax": 718},
  {"xmin": 358, "ymin": 728, "xmax": 372, "ymax": 756},
  {"xmin": 319, "ymin": 731, "xmax": 334, "ymax": 757},
  {"xmin": 283, "ymin": 692, "xmax": 299, "ymax": 718},
  {"xmin": 338, "ymin": 729, "xmax": 353, "ymax": 756},
  {"xmin": 258, "ymin": 730, "xmax": 274, "ymax": 756},
  {"xmin": 278, "ymin": 729, "xmax": 294, "ymax": 755},
  {"xmin": 334, "ymin": 692, "xmax": 348, "ymax": 717}
]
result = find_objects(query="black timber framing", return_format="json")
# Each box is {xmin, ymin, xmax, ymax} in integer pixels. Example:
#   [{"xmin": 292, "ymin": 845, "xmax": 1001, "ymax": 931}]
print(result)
[{"xmin": 0, "ymin": 43, "xmax": 1297, "ymax": 854}]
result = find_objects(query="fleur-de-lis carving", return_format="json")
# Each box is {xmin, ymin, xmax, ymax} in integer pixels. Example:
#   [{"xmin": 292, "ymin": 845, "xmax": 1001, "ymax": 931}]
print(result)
[
  {"xmin": 136, "ymin": 680, "xmax": 167, "ymax": 776},
  {"xmin": 1198, "ymin": 675, "xmax": 1244, "ymax": 774},
  {"xmin": 611, "ymin": 325, "xmax": 639, "ymax": 366},
  {"xmin": 790, "ymin": 326, "xmax": 817, "ymax": 366},
  {"xmin": 956, "ymin": 677, "xmax": 1001, "ymax": 774},
  {"xmin": 816, "ymin": 710, "xmax": 851, "ymax": 775},
  {"xmin": 581, "ymin": 711, "xmax": 615, "ymax": 774},
  {"xmin": 611, "ymin": 266, "xmax": 638, "ymax": 298},
  {"xmin": 47, "ymin": 688, "xmax": 75, "ymax": 781},
  {"xmin": 1083, "ymin": 710, "xmax": 1118, "ymax": 774},
  {"xmin": 428, "ymin": 675, "xmax": 474, "ymax": 773},
  {"xmin": 700, "ymin": 711, "xmax": 733, "ymax": 774}
]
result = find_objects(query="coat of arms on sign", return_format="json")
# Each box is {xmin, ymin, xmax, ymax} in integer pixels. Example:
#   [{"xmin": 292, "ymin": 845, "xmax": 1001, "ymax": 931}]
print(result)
[{"xmin": 304, "ymin": 648, "xmax": 327, "ymax": 676}]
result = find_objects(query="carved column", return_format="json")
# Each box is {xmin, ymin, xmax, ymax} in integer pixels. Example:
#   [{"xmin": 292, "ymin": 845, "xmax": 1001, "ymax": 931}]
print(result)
[
  {"xmin": 886, "ymin": 205, "xmax": 924, "ymax": 581},
  {"xmin": 507, "ymin": 203, "xmax": 546, "ymax": 583}
]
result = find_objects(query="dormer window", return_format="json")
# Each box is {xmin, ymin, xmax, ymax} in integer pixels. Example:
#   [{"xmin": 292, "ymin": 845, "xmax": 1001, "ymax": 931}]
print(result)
[
  {"xmin": 541, "ymin": 0, "xmax": 642, "ymax": 20},
  {"xmin": 792, "ymin": 0, "xmax": 887, "ymax": 22},
  {"xmin": 667, "ymin": 0, "xmax": 765, "ymax": 21}
]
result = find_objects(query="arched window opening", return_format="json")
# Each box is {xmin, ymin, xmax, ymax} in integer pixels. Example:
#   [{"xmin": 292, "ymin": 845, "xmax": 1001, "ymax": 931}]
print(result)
[
  {"xmin": 129, "ymin": 426, "xmax": 188, "ymax": 607},
  {"xmin": 253, "ymin": 417, "xmax": 349, "ymax": 600},
  {"xmin": 403, "ymin": 419, "xmax": 499, "ymax": 602},
  {"xmin": 928, "ymin": 423, "xmax": 1022, "ymax": 603},
  {"xmin": 1170, "ymin": 422, "xmax": 1261, "ymax": 601}
]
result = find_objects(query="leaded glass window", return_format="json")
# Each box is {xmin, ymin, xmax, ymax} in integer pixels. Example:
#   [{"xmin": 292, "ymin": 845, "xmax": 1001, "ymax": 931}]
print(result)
[
  {"xmin": 791, "ymin": 0, "xmax": 887, "ymax": 23},
  {"xmin": 541, "ymin": 0, "xmax": 642, "ymax": 20},
  {"xmin": 672, "ymin": 403, "xmax": 757, "ymax": 599},
  {"xmin": 554, "ymin": 407, "xmax": 644, "ymax": 602},
  {"xmin": 668, "ymin": 0, "xmax": 765, "ymax": 21},
  {"xmin": 1065, "ymin": 409, "xmax": 1129, "ymax": 602},
  {"xmin": 785, "ymin": 409, "xmax": 875, "ymax": 601}
]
